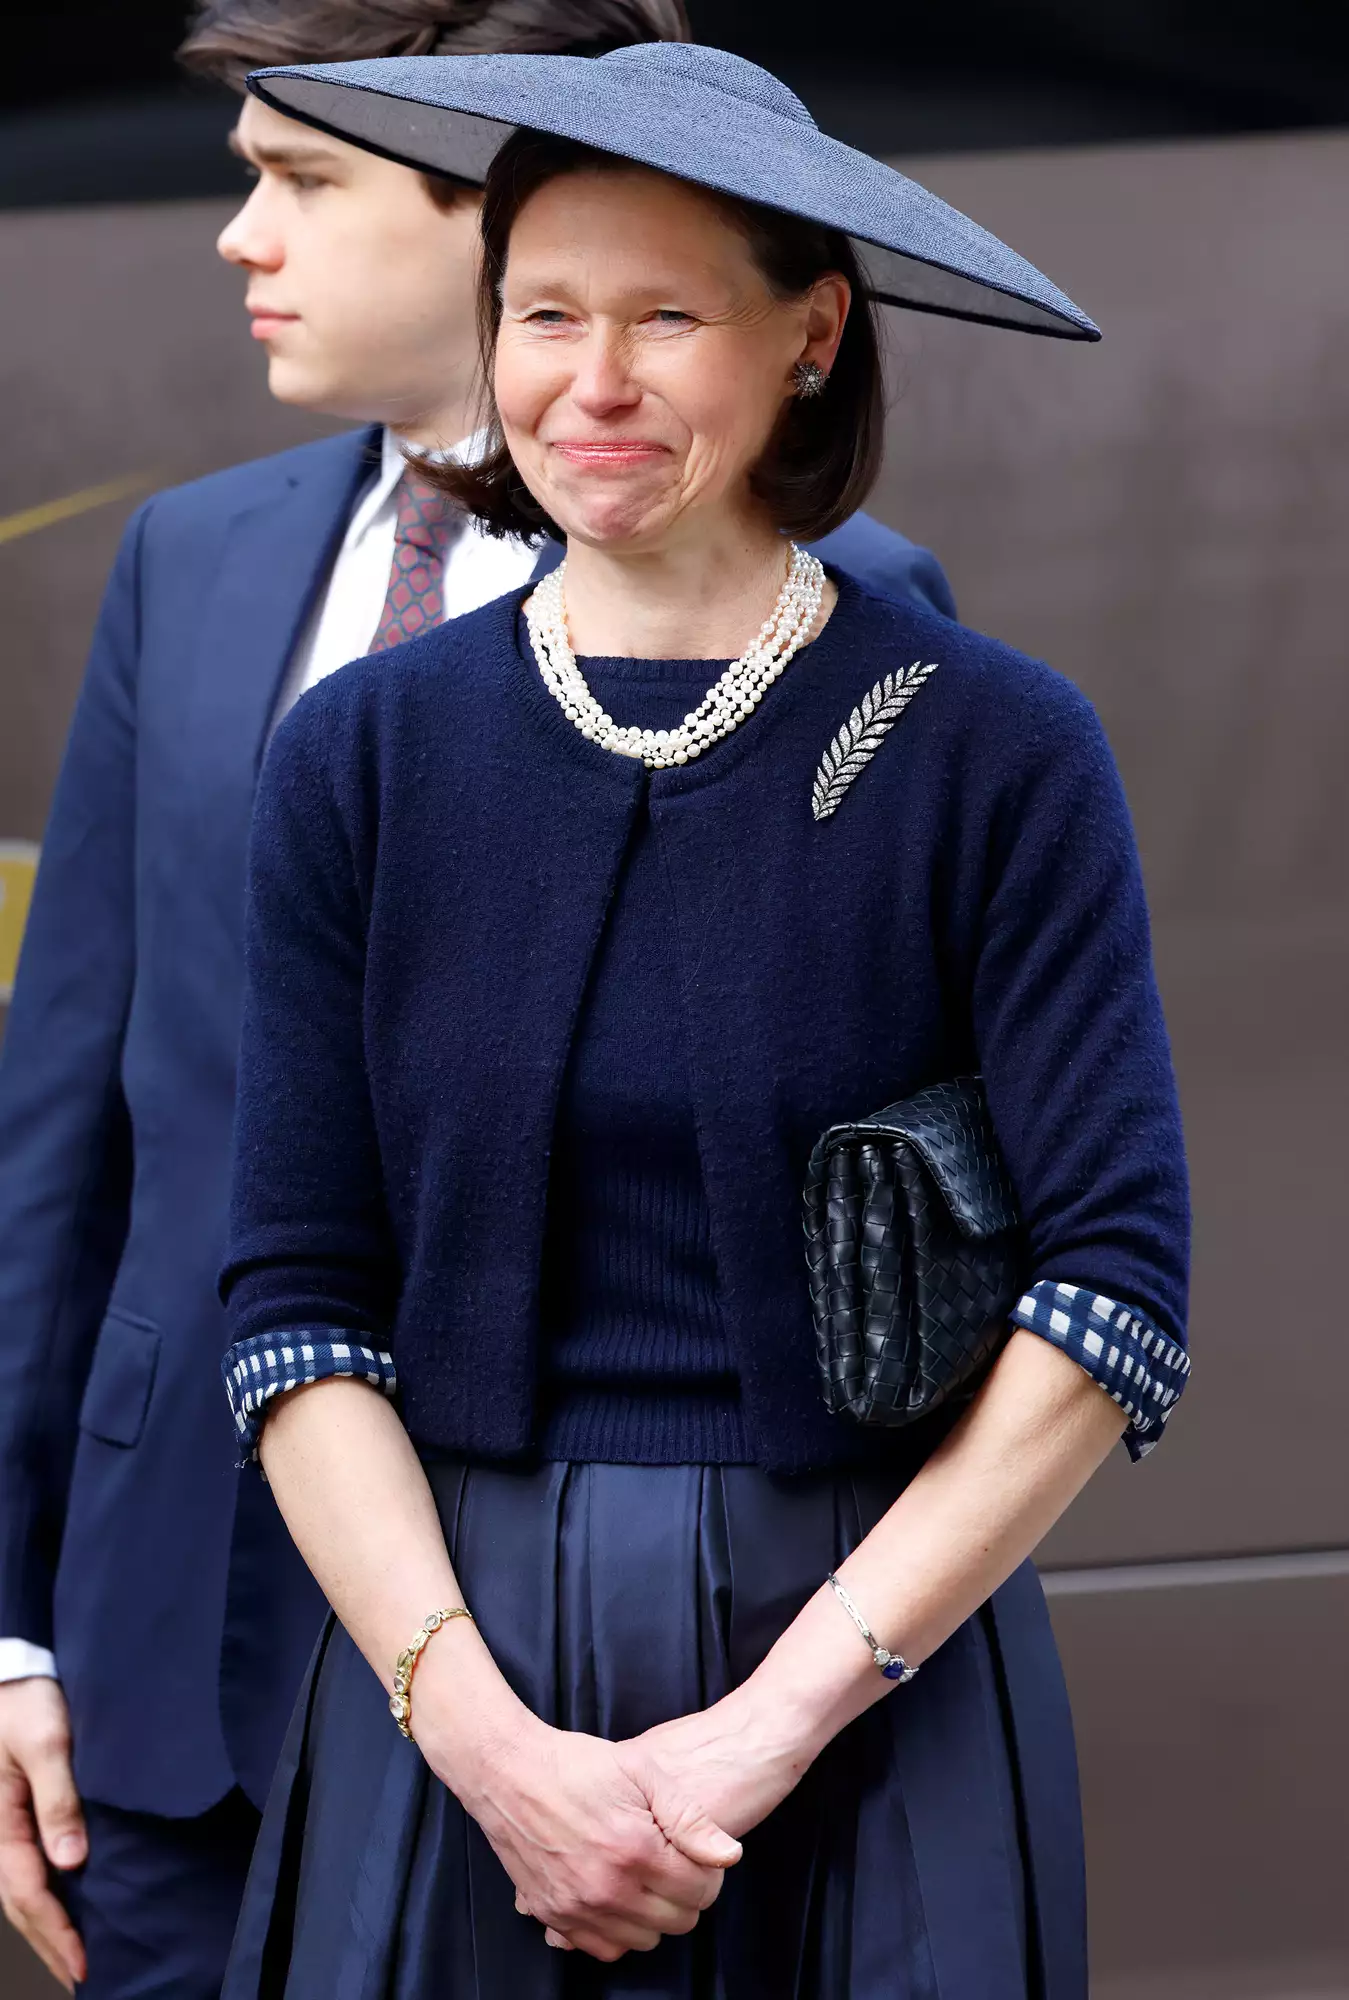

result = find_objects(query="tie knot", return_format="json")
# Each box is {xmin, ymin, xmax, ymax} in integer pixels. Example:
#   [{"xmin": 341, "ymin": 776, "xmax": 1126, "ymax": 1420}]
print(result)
[{"xmin": 394, "ymin": 468, "xmax": 458, "ymax": 552}]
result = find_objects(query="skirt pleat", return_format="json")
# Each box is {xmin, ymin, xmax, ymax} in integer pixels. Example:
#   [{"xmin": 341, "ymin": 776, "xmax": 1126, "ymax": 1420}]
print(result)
[{"xmin": 224, "ymin": 1461, "xmax": 1085, "ymax": 1999}]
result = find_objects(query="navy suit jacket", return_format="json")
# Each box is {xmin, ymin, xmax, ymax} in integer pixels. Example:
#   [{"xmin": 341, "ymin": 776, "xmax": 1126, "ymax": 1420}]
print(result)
[{"xmin": 0, "ymin": 424, "xmax": 955, "ymax": 1816}]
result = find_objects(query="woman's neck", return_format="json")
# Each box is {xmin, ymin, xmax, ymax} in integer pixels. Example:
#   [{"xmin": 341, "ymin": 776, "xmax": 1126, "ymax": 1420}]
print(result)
[{"xmin": 557, "ymin": 524, "xmax": 805, "ymax": 660}]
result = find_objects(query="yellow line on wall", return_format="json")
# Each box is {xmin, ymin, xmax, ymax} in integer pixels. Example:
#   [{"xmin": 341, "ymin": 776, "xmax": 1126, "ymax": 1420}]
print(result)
[
  {"xmin": 0, "ymin": 473, "xmax": 153, "ymax": 547},
  {"xmin": 0, "ymin": 842, "xmax": 40, "ymax": 1005}
]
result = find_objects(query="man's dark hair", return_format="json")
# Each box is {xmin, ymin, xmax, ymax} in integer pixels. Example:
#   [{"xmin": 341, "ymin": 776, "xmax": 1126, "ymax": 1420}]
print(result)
[
  {"xmin": 426, "ymin": 132, "xmax": 885, "ymax": 545},
  {"xmin": 179, "ymin": 0, "xmax": 691, "ymax": 91}
]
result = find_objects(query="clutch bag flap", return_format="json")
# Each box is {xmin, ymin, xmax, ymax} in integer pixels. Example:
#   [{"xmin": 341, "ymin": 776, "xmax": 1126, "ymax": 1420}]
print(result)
[{"xmin": 803, "ymin": 1077, "xmax": 1022, "ymax": 1427}]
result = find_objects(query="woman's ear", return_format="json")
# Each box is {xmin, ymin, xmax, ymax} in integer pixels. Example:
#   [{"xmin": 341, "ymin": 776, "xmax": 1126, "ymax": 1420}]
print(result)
[{"xmin": 796, "ymin": 273, "xmax": 851, "ymax": 382}]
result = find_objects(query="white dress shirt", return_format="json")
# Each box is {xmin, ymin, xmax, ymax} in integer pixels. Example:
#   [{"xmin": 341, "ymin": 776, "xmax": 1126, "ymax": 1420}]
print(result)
[
  {"xmin": 272, "ymin": 425, "xmax": 540, "ymax": 724},
  {"xmin": 0, "ymin": 429, "xmax": 538, "ymax": 1687}
]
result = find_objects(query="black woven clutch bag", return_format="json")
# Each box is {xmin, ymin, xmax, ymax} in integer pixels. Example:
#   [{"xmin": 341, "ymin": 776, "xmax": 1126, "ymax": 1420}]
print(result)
[{"xmin": 803, "ymin": 1077, "xmax": 1023, "ymax": 1427}]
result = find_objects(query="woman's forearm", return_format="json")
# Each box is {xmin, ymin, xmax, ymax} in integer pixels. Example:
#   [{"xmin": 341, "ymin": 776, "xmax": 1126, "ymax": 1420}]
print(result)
[
  {"xmin": 256, "ymin": 1378, "xmax": 526, "ymax": 1781},
  {"xmin": 739, "ymin": 1332, "xmax": 1126, "ymax": 1761}
]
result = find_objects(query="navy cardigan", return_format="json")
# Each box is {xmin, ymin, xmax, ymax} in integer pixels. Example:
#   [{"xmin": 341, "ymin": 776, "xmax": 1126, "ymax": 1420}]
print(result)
[{"xmin": 221, "ymin": 576, "xmax": 1190, "ymax": 1475}]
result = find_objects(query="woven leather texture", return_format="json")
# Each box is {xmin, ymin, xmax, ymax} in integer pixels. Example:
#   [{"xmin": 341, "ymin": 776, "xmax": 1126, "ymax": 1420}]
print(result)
[{"xmin": 803, "ymin": 1077, "xmax": 1023, "ymax": 1427}]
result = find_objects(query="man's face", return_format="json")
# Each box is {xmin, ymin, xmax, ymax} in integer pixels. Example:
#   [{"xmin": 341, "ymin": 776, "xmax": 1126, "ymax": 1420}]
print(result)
[{"xmin": 218, "ymin": 96, "xmax": 484, "ymax": 438}]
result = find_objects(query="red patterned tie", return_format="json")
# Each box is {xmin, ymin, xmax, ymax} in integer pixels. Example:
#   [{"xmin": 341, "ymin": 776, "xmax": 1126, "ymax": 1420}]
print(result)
[{"xmin": 370, "ymin": 469, "xmax": 460, "ymax": 651}]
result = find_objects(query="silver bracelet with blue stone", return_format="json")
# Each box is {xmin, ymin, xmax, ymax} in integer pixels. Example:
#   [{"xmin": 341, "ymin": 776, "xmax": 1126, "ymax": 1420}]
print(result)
[{"xmin": 826, "ymin": 1571, "xmax": 919, "ymax": 1683}]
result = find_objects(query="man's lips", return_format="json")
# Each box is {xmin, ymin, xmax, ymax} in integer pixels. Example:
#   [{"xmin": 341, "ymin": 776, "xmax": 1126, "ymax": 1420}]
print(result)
[
  {"xmin": 247, "ymin": 307, "xmax": 300, "ymax": 340},
  {"xmin": 549, "ymin": 440, "xmax": 670, "ymax": 466}
]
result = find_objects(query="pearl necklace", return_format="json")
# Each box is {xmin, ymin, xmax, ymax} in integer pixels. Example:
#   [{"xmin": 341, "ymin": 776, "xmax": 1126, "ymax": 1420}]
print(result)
[{"xmin": 525, "ymin": 544, "xmax": 825, "ymax": 769}]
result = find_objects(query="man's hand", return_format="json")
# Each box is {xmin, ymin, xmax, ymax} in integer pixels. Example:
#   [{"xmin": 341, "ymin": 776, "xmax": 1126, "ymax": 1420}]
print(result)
[{"xmin": 0, "ymin": 1678, "xmax": 87, "ymax": 1992}]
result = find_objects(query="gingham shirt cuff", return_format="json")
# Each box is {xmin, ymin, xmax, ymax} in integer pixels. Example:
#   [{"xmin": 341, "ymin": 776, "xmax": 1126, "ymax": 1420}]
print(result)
[
  {"xmin": 222, "ymin": 1330, "xmax": 398, "ymax": 1463},
  {"xmin": 1010, "ymin": 1280, "xmax": 1190, "ymax": 1460}
]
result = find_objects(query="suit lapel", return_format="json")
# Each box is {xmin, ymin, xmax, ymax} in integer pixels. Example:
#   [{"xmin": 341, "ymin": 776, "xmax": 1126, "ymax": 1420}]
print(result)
[
  {"xmin": 197, "ymin": 456, "xmax": 551, "ymax": 818},
  {"xmin": 192, "ymin": 426, "xmax": 380, "ymax": 785}
]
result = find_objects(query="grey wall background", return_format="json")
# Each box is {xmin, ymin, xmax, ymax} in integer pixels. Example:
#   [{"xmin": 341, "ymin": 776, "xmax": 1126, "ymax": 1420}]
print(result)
[{"xmin": 1, "ymin": 127, "xmax": 1346, "ymax": 1997}]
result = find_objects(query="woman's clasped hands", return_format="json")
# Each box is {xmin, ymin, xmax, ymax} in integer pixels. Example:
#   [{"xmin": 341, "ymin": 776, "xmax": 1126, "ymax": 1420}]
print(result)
[{"xmin": 416, "ymin": 1676, "xmax": 810, "ymax": 1962}]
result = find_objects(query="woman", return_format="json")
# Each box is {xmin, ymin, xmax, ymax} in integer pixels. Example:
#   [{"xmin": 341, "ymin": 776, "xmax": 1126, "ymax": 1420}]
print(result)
[{"xmin": 220, "ymin": 43, "xmax": 1190, "ymax": 1999}]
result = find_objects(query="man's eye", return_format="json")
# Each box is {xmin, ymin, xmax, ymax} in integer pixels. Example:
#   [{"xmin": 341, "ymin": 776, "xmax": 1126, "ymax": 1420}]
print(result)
[
  {"xmin": 652, "ymin": 310, "xmax": 694, "ymax": 325},
  {"xmin": 526, "ymin": 309, "xmax": 571, "ymax": 325},
  {"xmin": 288, "ymin": 174, "xmax": 326, "ymax": 193}
]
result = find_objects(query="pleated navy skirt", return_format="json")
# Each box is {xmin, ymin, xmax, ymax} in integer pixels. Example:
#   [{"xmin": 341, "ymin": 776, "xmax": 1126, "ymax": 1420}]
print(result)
[{"xmin": 225, "ymin": 1461, "xmax": 1086, "ymax": 1999}]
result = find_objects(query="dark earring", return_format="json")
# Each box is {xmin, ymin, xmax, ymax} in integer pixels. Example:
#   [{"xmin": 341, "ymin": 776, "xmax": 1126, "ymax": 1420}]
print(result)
[{"xmin": 792, "ymin": 359, "xmax": 828, "ymax": 399}]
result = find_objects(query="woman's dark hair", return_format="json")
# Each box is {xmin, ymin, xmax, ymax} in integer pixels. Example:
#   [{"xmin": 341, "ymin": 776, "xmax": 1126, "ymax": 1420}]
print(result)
[{"xmin": 427, "ymin": 131, "xmax": 885, "ymax": 544}]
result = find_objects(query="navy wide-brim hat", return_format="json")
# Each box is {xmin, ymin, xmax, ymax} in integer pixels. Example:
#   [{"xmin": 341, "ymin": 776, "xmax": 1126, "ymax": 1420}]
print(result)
[{"xmin": 249, "ymin": 42, "xmax": 1099, "ymax": 343}]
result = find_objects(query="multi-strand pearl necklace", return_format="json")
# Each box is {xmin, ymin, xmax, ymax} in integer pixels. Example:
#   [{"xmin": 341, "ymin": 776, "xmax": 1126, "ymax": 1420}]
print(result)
[{"xmin": 525, "ymin": 543, "xmax": 826, "ymax": 770}]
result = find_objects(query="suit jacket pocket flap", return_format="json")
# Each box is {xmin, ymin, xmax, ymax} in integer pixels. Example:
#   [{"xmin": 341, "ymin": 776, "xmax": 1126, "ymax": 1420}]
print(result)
[{"xmin": 79, "ymin": 1310, "xmax": 161, "ymax": 1447}]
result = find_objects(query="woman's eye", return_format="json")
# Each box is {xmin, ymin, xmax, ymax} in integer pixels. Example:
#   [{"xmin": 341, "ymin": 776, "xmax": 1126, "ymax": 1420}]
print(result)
[
  {"xmin": 525, "ymin": 309, "xmax": 571, "ymax": 326},
  {"xmin": 288, "ymin": 175, "xmax": 326, "ymax": 193}
]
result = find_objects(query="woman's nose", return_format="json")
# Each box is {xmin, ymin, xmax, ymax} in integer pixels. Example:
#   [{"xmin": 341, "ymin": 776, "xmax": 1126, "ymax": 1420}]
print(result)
[
  {"xmin": 568, "ymin": 329, "xmax": 642, "ymax": 416},
  {"xmin": 216, "ymin": 186, "xmax": 282, "ymax": 272}
]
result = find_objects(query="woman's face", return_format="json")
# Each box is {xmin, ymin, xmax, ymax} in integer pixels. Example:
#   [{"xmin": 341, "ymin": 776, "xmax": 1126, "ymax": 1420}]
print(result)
[{"xmin": 493, "ymin": 167, "xmax": 848, "ymax": 553}]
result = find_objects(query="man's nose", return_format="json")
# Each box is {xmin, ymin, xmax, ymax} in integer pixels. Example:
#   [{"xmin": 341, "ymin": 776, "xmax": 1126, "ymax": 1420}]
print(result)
[{"xmin": 216, "ymin": 185, "xmax": 282, "ymax": 271}]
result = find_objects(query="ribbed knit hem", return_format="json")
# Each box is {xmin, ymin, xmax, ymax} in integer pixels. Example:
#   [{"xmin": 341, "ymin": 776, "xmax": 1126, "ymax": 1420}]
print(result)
[{"xmin": 540, "ymin": 1388, "xmax": 751, "ymax": 1464}]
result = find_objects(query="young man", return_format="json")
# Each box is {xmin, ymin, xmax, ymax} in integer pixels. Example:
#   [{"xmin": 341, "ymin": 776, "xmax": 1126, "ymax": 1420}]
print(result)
[{"xmin": 0, "ymin": 2, "xmax": 955, "ymax": 1992}]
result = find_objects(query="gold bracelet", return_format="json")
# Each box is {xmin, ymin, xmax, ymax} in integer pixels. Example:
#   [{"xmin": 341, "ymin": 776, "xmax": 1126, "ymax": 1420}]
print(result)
[{"xmin": 389, "ymin": 1606, "xmax": 474, "ymax": 1740}]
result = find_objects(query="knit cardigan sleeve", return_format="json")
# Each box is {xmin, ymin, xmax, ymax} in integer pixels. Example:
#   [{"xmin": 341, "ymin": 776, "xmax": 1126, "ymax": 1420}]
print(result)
[
  {"xmin": 963, "ymin": 663, "xmax": 1190, "ymax": 1455},
  {"xmin": 220, "ymin": 686, "xmax": 399, "ymax": 1460}
]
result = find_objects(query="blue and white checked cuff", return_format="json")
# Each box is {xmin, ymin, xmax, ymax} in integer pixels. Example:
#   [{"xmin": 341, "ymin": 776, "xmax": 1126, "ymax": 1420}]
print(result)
[
  {"xmin": 223, "ymin": 1330, "xmax": 398, "ymax": 1463},
  {"xmin": 1010, "ymin": 1281, "xmax": 1190, "ymax": 1461}
]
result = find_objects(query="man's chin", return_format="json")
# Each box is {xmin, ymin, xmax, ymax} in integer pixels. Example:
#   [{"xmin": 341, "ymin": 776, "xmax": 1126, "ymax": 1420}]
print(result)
[{"xmin": 262, "ymin": 356, "xmax": 347, "ymax": 416}]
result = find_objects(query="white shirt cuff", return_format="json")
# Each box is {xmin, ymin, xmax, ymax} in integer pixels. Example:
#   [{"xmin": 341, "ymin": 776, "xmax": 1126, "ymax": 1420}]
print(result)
[{"xmin": 0, "ymin": 1640, "xmax": 58, "ymax": 1683}]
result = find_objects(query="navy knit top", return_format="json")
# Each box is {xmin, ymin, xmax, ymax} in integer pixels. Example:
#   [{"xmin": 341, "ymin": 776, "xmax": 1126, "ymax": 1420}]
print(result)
[
  {"xmin": 537, "ymin": 642, "xmax": 748, "ymax": 1465},
  {"xmin": 221, "ymin": 577, "xmax": 1191, "ymax": 1474}
]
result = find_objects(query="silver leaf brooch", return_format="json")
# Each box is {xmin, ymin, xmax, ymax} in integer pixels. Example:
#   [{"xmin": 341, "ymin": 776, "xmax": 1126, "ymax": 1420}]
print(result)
[{"xmin": 811, "ymin": 660, "xmax": 939, "ymax": 822}]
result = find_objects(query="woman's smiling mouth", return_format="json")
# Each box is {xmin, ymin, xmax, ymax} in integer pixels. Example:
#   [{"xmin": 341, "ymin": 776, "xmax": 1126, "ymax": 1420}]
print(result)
[{"xmin": 549, "ymin": 439, "xmax": 672, "ymax": 466}]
